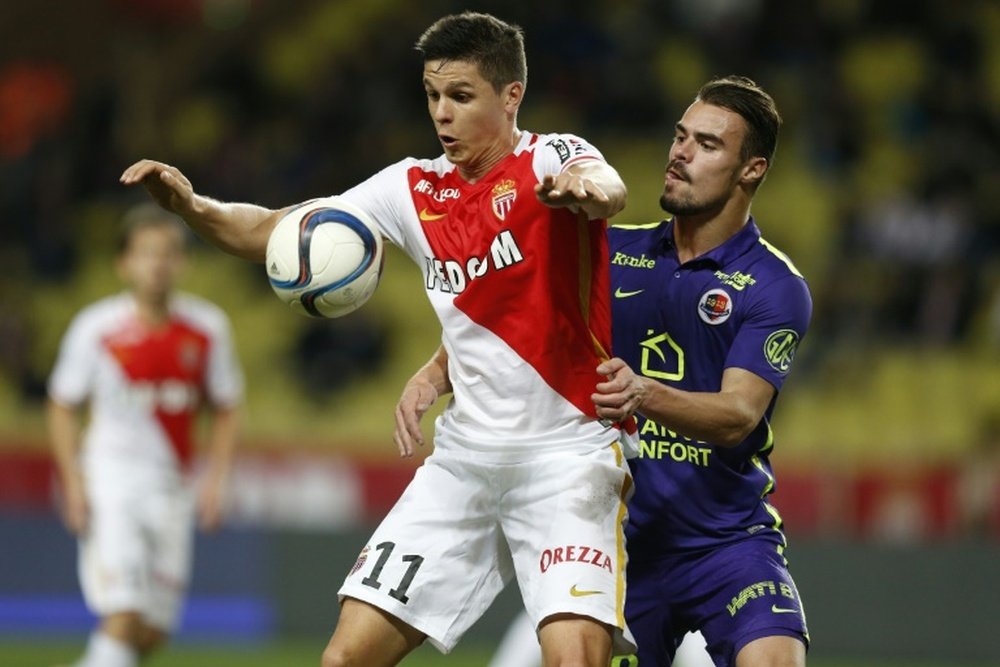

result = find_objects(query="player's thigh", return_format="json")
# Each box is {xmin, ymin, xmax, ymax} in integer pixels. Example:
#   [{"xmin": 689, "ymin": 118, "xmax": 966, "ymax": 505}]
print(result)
[
  {"xmin": 503, "ymin": 444, "xmax": 634, "ymax": 654},
  {"xmin": 735, "ymin": 634, "xmax": 806, "ymax": 667},
  {"xmin": 322, "ymin": 598, "xmax": 425, "ymax": 667},
  {"xmin": 79, "ymin": 491, "xmax": 147, "ymax": 614},
  {"xmin": 340, "ymin": 454, "xmax": 512, "ymax": 651},
  {"xmin": 538, "ymin": 613, "xmax": 612, "ymax": 667},
  {"xmin": 622, "ymin": 558, "xmax": 675, "ymax": 666},
  {"xmin": 144, "ymin": 488, "xmax": 196, "ymax": 631},
  {"xmin": 690, "ymin": 540, "xmax": 808, "ymax": 666}
]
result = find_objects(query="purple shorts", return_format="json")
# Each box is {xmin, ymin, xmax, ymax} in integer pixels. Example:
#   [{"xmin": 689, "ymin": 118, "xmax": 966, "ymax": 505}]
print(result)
[{"xmin": 624, "ymin": 537, "xmax": 809, "ymax": 666}]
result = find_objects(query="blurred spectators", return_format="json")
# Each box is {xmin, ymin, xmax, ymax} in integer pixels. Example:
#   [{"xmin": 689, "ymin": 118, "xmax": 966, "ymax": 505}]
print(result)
[{"xmin": 1, "ymin": 0, "xmax": 997, "ymax": 489}]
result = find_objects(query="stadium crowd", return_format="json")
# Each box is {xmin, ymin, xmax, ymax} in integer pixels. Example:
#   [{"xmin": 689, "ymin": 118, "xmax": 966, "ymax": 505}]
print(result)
[{"xmin": 2, "ymin": 0, "xmax": 998, "ymax": 470}]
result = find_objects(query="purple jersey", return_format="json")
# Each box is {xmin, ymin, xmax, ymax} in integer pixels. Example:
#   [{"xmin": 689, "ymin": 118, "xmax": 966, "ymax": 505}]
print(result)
[{"xmin": 609, "ymin": 219, "xmax": 812, "ymax": 557}]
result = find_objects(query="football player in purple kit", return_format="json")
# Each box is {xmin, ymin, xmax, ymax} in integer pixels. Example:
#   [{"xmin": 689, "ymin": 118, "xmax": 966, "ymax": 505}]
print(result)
[{"xmin": 592, "ymin": 75, "xmax": 811, "ymax": 666}]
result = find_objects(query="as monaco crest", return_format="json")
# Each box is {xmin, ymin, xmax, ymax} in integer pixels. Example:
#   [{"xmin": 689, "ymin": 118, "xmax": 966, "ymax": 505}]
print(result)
[{"xmin": 492, "ymin": 179, "xmax": 517, "ymax": 220}]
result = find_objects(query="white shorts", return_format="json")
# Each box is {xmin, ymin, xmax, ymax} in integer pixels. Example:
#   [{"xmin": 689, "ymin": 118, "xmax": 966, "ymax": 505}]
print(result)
[
  {"xmin": 79, "ymin": 476, "xmax": 195, "ymax": 632},
  {"xmin": 339, "ymin": 442, "xmax": 636, "ymax": 654}
]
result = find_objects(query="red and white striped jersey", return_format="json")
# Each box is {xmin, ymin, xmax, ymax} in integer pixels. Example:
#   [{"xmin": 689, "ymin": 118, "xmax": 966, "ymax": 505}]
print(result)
[
  {"xmin": 49, "ymin": 292, "xmax": 243, "ymax": 483},
  {"xmin": 341, "ymin": 131, "xmax": 617, "ymax": 461}
]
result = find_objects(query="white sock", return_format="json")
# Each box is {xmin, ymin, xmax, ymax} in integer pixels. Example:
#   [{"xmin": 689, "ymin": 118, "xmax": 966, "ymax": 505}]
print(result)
[{"xmin": 74, "ymin": 631, "xmax": 139, "ymax": 667}]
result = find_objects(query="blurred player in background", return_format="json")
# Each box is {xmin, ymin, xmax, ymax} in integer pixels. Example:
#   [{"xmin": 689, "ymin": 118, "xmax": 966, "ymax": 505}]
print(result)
[
  {"xmin": 401, "ymin": 76, "xmax": 811, "ymax": 667},
  {"xmin": 48, "ymin": 204, "xmax": 244, "ymax": 667},
  {"xmin": 121, "ymin": 11, "xmax": 635, "ymax": 667}
]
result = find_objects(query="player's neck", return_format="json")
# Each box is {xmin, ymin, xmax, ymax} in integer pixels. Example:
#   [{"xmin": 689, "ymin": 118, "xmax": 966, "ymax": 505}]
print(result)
[
  {"xmin": 458, "ymin": 128, "xmax": 522, "ymax": 184},
  {"xmin": 132, "ymin": 293, "xmax": 171, "ymax": 326},
  {"xmin": 673, "ymin": 203, "xmax": 751, "ymax": 263}
]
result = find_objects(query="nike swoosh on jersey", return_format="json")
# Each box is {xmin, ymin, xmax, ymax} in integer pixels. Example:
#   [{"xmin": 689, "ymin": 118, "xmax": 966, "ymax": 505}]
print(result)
[
  {"xmin": 771, "ymin": 605, "xmax": 799, "ymax": 614},
  {"xmin": 569, "ymin": 585, "xmax": 604, "ymax": 597},
  {"xmin": 418, "ymin": 208, "xmax": 447, "ymax": 221},
  {"xmin": 614, "ymin": 287, "xmax": 645, "ymax": 298}
]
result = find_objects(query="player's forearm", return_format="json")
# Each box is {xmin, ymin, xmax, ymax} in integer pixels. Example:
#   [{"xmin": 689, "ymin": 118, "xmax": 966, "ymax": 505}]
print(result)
[
  {"xmin": 185, "ymin": 196, "xmax": 286, "ymax": 263},
  {"xmin": 637, "ymin": 381, "xmax": 761, "ymax": 448},
  {"xmin": 46, "ymin": 400, "xmax": 83, "ymax": 483},
  {"xmin": 413, "ymin": 345, "xmax": 453, "ymax": 396},
  {"xmin": 203, "ymin": 406, "xmax": 242, "ymax": 482},
  {"xmin": 574, "ymin": 161, "xmax": 627, "ymax": 220}
]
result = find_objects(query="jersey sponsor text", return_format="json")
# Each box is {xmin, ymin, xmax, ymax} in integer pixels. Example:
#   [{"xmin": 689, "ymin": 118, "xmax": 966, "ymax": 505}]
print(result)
[
  {"xmin": 423, "ymin": 229, "xmax": 524, "ymax": 294},
  {"xmin": 726, "ymin": 579, "xmax": 797, "ymax": 617},
  {"xmin": 611, "ymin": 252, "xmax": 656, "ymax": 269},
  {"xmin": 539, "ymin": 544, "xmax": 613, "ymax": 573}
]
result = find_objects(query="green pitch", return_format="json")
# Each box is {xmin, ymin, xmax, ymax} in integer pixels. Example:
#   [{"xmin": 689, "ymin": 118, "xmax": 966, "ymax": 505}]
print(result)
[{"xmin": 0, "ymin": 640, "xmax": 993, "ymax": 667}]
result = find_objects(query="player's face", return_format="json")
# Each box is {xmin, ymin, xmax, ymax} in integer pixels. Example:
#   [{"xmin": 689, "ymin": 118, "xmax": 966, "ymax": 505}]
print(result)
[
  {"xmin": 118, "ymin": 225, "xmax": 185, "ymax": 302},
  {"xmin": 660, "ymin": 100, "xmax": 751, "ymax": 217},
  {"xmin": 423, "ymin": 59, "xmax": 521, "ymax": 178}
]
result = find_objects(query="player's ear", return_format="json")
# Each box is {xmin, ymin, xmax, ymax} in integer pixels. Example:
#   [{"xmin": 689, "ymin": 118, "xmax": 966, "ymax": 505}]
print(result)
[
  {"xmin": 115, "ymin": 255, "xmax": 130, "ymax": 283},
  {"xmin": 503, "ymin": 81, "xmax": 524, "ymax": 113},
  {"xmin": 741, "ymin": 156, "xmax": 768, "ymax": 188}
]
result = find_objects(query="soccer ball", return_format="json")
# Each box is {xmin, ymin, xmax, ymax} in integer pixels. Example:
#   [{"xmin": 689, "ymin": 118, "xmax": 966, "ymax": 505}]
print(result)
[{"xmin": 265, "ymin": 196, "xmax": 384, "ymax": 318}]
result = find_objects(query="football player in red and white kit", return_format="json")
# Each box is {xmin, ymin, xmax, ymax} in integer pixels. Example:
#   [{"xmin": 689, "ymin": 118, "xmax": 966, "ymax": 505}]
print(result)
[
  {"xmin": 121, "ymin": 12, "xmax": 634, "ymax": 667},
  {"xmin": 48, "ymin": 205, "xmax": 244, "ymax": 667}
]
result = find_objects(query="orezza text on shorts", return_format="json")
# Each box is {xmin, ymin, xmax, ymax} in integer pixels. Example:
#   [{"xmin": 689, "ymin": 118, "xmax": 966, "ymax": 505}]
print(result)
[{"xmin": 539, "ymin": 545, "xmax": 613, "ymax": 573}]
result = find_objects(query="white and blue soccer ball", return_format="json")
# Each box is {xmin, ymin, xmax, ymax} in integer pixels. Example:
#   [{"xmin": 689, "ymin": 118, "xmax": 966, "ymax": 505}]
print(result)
[{"xmin": 265, "ymin": 196, "xmax": 384, "ymax": 318}]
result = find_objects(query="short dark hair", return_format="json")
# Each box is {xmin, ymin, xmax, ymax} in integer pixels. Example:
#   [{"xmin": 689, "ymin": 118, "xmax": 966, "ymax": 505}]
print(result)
[
  {"xmin": 415, "ymin": 12, "xmax": 527, "ymax": 93},
  {"xmin": 697, "ymin": 76, "xmax": 781, "ymax": 165},
  {"xmin": 117, "ymin": 203, "xmax": 186, "ymax": 256}
]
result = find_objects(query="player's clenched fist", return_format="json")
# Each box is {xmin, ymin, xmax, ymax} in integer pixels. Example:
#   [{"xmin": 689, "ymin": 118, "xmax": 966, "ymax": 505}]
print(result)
[{"xmin": 120, "ymin": 160, "xmax": 197, "ymax": 217}]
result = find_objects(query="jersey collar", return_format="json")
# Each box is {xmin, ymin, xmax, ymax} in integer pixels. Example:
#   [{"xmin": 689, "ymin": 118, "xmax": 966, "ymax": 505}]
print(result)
[{"xmin": 660, "ymin": 216, "xmax": 762, "ymax": 268}]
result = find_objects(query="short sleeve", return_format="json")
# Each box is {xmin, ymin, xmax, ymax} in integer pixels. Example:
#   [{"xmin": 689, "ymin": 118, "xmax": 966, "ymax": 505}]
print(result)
[
  {"xmin": 203, "ymin": 312, "xmax": 244, "ymax": 408},
  {"xmin": 339, "ymin": 160, "xmax": 413, "ymax": 251},
  {"xmin": 532, "ymin": 133, "xmax": 606, "ymax": 180},
  {"xmin": 48, "ymin": 313, "xmax": 97, "ymax": 406},
  {"xmin": 725, "ymin": 275, "xmax": 812, "ymax": 391}
]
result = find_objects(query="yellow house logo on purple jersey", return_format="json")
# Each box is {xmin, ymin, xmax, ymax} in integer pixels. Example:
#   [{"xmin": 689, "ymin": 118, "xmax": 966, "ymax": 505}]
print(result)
[{"xmin": 698, "ymin": 288, "xmax": 732, "ymax": 325}]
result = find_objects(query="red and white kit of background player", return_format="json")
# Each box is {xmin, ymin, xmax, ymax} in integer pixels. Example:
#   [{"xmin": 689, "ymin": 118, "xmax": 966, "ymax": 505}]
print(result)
[{"xmin": 48, "ymin": 205, "xmax": 243, "ymax": 667}]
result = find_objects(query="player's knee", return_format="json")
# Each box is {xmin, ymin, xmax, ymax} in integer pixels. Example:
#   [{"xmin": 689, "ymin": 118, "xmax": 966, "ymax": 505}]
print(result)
[
  {"xmin": 136, "ymin": 627, "xmax": 168, "ymax": 656},
  {"xmin": 320, "ymin": 643, "xmax": 363, "ymax": 667},
  {"xmin": 735, "ymin": 636, "xmax": 806, "ymax": 667},
  {"xmin": 101, "ymin": 611, "xmax": 146, "ymax": 646}
]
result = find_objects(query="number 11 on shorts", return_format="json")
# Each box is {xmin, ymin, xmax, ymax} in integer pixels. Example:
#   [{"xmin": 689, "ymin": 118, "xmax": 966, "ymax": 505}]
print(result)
[{"xmin": 360, "ymin": 541, "xmax": 425, "ymax": 604}]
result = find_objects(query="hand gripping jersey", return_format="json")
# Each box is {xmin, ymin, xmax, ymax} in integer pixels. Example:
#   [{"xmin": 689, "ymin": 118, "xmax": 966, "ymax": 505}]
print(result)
[
  {"xmin": 609, "ymin": 219, "xmax": 812, "ymax": 556},
  {"xmin": 341, "ymin": 132, "xmax": 617, "ymax": 461},
  {"xmin": 49, "ymin": 292, "xmax": 243, "ymax": 485}
]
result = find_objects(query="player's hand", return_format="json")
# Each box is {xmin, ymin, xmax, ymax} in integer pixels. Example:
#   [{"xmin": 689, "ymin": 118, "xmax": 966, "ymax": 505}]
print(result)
[
  {"xmin": 60, "ymin": 474, "xmax": 89, "ymax": 536},
  {"xmin": 592, "ymin": 357, "xmax": 650, "ymax": 422},
  {"xmin": 535, "ymin": 172, "xmax": 609, "ymax": 216},
  {"xmin": 197, "ymin": 478, "xmax": 226, "ymax": 533},
  {"xmin": 393, "ymin": 379, "xmax": 439, "ymax": 458},
  {"xmin": 119, "ymin": 159, "xmax": 198, "ymax": 217}
]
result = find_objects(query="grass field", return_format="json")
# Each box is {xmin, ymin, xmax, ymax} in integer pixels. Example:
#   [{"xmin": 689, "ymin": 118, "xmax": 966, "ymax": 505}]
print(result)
[{"xmin": 0, "ymin": 640, "xmax": 994, "ymax": 667}]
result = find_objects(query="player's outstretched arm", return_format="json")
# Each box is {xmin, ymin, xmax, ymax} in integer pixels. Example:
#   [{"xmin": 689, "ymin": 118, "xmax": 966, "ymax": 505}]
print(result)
[
  {"xmin": 120, "ymin": 159, "xmax": 286, "ymax": 263},
  {"xmin": 592, "ymin": 358, "xmax": 774, "ymax": 448},
  {"xmin": 393, "ymin": 345, "xmax": 452, "ymax": 458},
  {"xmin": 534, "ymin": 160, "xmax": 627, "ymax": 220}
]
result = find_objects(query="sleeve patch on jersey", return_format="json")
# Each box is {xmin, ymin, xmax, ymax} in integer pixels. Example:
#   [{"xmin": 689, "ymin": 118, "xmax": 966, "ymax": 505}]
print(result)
[
  {"xmin": 763, "ymin": 329, "xmax": 800, "ymax": 374},
  {"xmin": 547, "ymin": 138, "xmax": 572, "ymax": 163}
]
